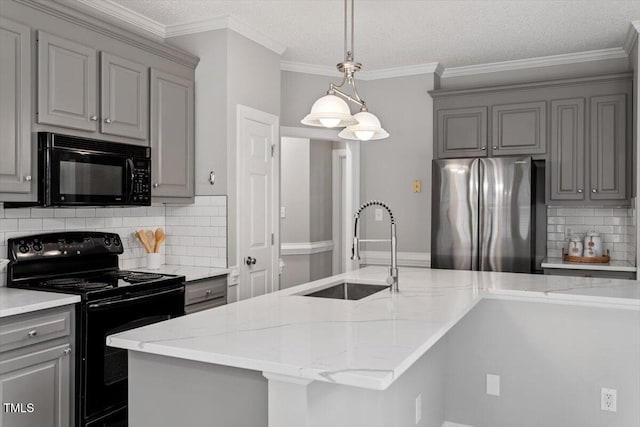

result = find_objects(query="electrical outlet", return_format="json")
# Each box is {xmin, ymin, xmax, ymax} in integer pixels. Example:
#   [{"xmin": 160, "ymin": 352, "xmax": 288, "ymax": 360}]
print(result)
[
  {"xmin": 601, "ymin": 388, "xmax": 617, "ymax": 412},
  {"xmin": 565, "ymin": 227, "xmax": 572, "ymax": 239},
  {"xmin": 486, "ymin": 374, "xmax": 500, "ymax": 396},
  {"xmin": 413, "ymin": 180, "xmax": 422, "ymax": 193},
  {"xmin": 375, "ymin": 208, "xmax": 383, "ymax": 221},
  {"xmin": 415, "ymin": 393, "xmax": 422, "ymax": 424}
]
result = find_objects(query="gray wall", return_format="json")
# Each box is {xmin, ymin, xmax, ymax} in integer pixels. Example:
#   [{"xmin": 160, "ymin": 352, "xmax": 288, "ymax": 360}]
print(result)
[
  {"xmin": 170, "ymin": 29, "xmax": 281, "ymax": 266},
  {"xmin": 309, "ymin": 139, "xmax": 333, "ymax": 243},
  {"xmin": 281, "ymin": 137, "xmax": 310, "ymax": 243},
  {"xmin": 444, "ymin": 299, "xmax": 640, "ymax": 427},
  {"xmin": 280, "ymin": 71, "xmax": 436, "ymax": 256}
]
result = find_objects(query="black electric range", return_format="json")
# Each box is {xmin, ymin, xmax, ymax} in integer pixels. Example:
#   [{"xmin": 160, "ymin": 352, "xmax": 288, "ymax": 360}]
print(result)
[{"xmin": 7, "ymin": 231, "xmax": 186, "ymax": 427}]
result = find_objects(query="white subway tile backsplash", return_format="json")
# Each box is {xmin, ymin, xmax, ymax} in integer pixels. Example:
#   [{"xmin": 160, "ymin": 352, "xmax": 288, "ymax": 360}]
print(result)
[
  {"xmin": 547, "ymin": 205, "xmax": 636, "ymax": 264},
  {"xmin": 1, "ymin": 196, "xmax": 227, "ymax": 286}
]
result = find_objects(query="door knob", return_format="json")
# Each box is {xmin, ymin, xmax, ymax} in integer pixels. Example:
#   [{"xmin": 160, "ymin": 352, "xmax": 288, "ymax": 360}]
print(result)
[{"xmin": 245, "ymin": 256, "xmax": 257, "ymax": 266}]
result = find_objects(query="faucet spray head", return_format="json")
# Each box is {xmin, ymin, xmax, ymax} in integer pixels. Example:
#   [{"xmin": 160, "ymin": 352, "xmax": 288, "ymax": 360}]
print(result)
[{"xmin": 351, "ymin": 236, "xmax": 360, "ymax": 260}]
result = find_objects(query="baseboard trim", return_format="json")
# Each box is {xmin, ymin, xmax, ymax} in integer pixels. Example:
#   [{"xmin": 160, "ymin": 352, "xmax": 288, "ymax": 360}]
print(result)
[
  {"xmin": 441, "ymin": 421, "xmax": 476, "ymax": 427},
  {"xmin": 281, "ymin": 240, "xmax": 334, "ymax": 256},
  {"xmin": 360, "ymin": 251, "xmax": 431, "ymax": 268}
]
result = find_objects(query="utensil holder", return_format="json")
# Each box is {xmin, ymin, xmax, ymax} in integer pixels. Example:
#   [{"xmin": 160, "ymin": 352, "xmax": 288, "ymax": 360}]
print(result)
[{"xmin": 146, "ymin": 253, "xmax": 162, "ymax": 270}]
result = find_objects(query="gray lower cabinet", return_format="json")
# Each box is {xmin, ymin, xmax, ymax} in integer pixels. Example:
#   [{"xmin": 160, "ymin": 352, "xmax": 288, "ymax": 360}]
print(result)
[
  {"xmin": 0, "ymin": 17, "xmax": 32, "ymax": 194},
  {"xmin": 491, "ymin": 101, "xmax": 546, "ymax": 156},
  {"xmin": 100, "ymin": 52, "xmax": 148, "ymax": 140},
  {"xmin": 0, "ymin": 306, "xmax": 74, "ymax": 427},
  {"xmin": 150, "ymin": 69, "xmax": 195, "ymax": 199},
  {"xmin": 37, "ymin": 31, "xmax": 99, "ymax": 132},
  {"xmin": 185, "ymin": 276, "xmax": 227, "ymax": 314},
  {"xmin": 436, "ymin": 107, "xmax": 488, "ymax": 158},
  {"xmin": 543, "ymin": 268, "xmax": 635, "ymax": 280}
]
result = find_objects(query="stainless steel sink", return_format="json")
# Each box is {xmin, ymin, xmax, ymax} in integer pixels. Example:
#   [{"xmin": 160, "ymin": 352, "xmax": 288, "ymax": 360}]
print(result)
[{"xmin": 301, "ymin": 282, "xmax": 388, "ymax": 300}]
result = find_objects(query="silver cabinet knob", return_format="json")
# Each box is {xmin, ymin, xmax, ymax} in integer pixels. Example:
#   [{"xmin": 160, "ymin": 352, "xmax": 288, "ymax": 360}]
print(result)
[
  {"xmin": 205, "ymin": 289, "xmax": 212, "ymax": 296},
  {"xmin": 493, "ymin": 146, "xmax": 498, "ymax": 150},
  {"xmin": 63, "ymin": 348, "xmax": 72, "ymax": 356},
  {"xmin": 592, "ymin": 188, "xmax": 597, "ymax": 193},
  {"xmin": 208, "ymin": 171, "xmax": 215, "ymax": 186},
  {"xmin": 481, "ymin": 146, "xmax": 486, "ymax": 151},
  {"xmin": 27, "ymin": 329, "xmax": 37, "ymax": 337},
  {"xmin": 153, "ymin": 182, "xmax": 159, "ymax": 188},
  {"xmin": 104, "ymin": 118, "xmax": 112, "ymax": 124},
  {"xmin": 89, "ymin": 115, "xmax": 98, "ymax": 121},
  {"xmin": 577, "ymin": 189, "xmax": 583, "ymax": 194},
  {"xmin": 24, "ymin": 175, "xmax": 32, "ymax": 182}
]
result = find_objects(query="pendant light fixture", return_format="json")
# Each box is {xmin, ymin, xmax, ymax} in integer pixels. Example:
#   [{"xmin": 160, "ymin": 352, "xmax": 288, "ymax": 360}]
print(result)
[{"xmin": 301, "ymin": 0, "xmax": 389, "ymax": 141}]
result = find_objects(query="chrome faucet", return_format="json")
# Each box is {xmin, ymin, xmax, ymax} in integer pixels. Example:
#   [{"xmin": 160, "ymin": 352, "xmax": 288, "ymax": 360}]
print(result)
[{"xmin": 351, "ymin": 200, "xmax": 399, "ymax": 292}]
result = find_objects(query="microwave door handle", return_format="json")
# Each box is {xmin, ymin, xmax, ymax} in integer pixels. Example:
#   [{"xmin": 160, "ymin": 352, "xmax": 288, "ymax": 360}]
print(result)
[{"xmin": 126, "ymin": 159, "xmax": 135, "ymax": 202}]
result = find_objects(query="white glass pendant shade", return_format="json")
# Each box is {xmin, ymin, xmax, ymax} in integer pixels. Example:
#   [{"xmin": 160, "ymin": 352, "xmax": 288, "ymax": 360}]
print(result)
[
  {"xmin": 301, "ymin": 95, "xmax": 358, "ymax": 128},
  {"xmin": 338, "ymin": 111, "xmax": 389, "ymax": 141}
]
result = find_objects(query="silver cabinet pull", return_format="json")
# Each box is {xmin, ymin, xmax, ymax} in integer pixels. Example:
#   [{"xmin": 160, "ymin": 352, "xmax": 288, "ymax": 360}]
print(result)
[
  {"xmin": 27, "ymin": 329, "xmax": 37, "ymax": 337},
  {"xmin": 208, "ymin": 171, "xmax": 215, "ymax": 186},
  {"xmin": 89, "ymin": 115, "xmax": 98, "ymax": 121},
  {"xmin": 63, "ymin": 348, "xmax": 72, "ymax": 356},
  {"xmin": 481, "ymin": 146, "xmax": 486, "ymax": 151},
  {"xmin": 153, "ymin": 183, "xmax": 159, "ymax": 188},
  {"xmin": 577, "ymin": 189, "xmax": 583, "ymax": 194},
  {"xmin": 24, "ymin": 175, "xmax": 32, "ymax": 182},
  {"xmin": 104, "ymin": 118, "xmax": 112, "ymax": 124},
  {"xmin": 592, "ymin": 188, "xmax": 597, "ymax": 193}
]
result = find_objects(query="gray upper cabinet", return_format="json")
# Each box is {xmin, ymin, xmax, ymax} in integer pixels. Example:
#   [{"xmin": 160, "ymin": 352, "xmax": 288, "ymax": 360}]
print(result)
[
  {"xmin": 589, "ymin": 94, "xmax": 627, "ymax": 201},
  {"xmin": 436, "ymin": 107, "xmax": 488, "ymax": 158},
  {"xmin": 0, "ymin": 17, "xmax": 32, "ymax": 194},
  {"xmin": 38, "ymin": 31, "xmax": 98, "ymax": 132},
  {"xmin": 491, "ymin": 101, "xmax": 546, "ymax": 156},
  {"xmin": 549, "ymin": 98, "xmax": 585, "ymax": 201},
  {"xmin": 150, "ymin": 69, "xmax": 194, "ymax": 199},
  {"xmin": 100, "ymin": 52, "xmax": 148, "ymax": 140}
]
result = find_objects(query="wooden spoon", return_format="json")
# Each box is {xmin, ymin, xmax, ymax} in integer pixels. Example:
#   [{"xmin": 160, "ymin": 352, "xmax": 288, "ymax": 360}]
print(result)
[
  {"xmin": 136, "ymin": 230, "xmax": 153, "ymax": 253},
  {"xmin": 145, "ymin": 230, "xmax": 155, "ymax": 252},
  {"xmin": 154, "ymin": 228, "xmax": 165, "ymax": 253}
]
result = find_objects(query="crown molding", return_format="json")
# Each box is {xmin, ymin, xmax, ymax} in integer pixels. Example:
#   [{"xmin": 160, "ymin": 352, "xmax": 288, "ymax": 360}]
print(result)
[
  {"xmin": 442, "ymin": 48, "xmax": 628, "ymax": 79},
  {"xmin": 69, "ymin": 0, "xmax": 165, "ymax": 38},
  {"xmin": 166, "ymin": 15, "xmax": 287, "ymax": 55},
  {"xmin": 281, "ymin": 61, "xmax": 443, "ymax": 81},
  {"xmin": 623, "ymin": 21, "xmax": 640, "ymax": 55}
]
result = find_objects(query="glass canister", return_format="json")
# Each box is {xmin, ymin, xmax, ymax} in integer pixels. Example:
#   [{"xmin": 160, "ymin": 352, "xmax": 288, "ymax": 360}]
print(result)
[
  {"xmin": 584, "ymin": 230, "xmax": 603, "ymax": 257},
  {"xmin": 568, "ymin": 235, "xmax": 583, "ymax": 257}
]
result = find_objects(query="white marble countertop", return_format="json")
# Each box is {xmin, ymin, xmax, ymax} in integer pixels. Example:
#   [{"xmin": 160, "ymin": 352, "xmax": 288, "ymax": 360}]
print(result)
[
  {"xmin": 107, "ymin": 267, "xmax": 640, "ymax": 391},
  {"xmin": 0, "ymin": 288, "xmax": 80, "ymax": 318},
  {"xmin": 136, "ymin": 265, "xmax": 230, "ymax": 282},
  {"xmin": 541, "ymin": 258, "xmax": 637, "ymax": 272}
]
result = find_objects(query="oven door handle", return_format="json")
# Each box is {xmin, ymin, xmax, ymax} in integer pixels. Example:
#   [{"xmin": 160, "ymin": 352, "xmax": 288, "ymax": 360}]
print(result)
[
  {"xmin": 88, "ymin": 287, "xmax": 184, "ymax": 310},
  {"xmin": 126, "ymin": 158, "xmax": 135, "ymax": 203}
]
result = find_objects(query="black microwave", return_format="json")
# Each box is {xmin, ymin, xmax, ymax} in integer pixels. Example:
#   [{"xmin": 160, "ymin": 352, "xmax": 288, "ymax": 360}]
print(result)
[{"xmin": 7, "ymin": 132, "xmax": 151, "ymax": 208}]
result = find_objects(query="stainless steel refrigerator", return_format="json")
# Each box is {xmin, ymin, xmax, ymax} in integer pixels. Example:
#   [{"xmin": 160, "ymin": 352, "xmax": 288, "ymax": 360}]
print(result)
[{"xmin": 431, "ymin": 156, "xmax": 535, "ymax": 273}]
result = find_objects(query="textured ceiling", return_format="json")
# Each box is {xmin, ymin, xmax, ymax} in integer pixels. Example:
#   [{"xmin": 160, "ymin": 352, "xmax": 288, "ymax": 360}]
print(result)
[{"xmin": 101, "ymin": 0, "xmax": 638, "ymax": 69}]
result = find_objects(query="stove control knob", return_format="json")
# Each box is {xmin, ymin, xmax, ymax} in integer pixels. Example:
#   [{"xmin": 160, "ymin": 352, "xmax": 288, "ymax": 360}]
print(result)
[
  {"xmin": 114, "ymin": 238, "xmax": 121, "ymax": 246},
  {"xmin": 32, "ymin": 243, "xmax": 43, "ymax": 252},
  {"xmin": 18, "ymin": 245, "xmax": 29, "ymax": 254},
  {"xmin": 104, "ymin": 237, "xmax": 112, "ymax": 246}
]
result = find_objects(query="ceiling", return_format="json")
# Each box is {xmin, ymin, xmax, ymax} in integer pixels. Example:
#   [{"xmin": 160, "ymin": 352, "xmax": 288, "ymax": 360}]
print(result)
[{"xmin": 75, "ymin": 0, "xmax": 639, "ymax": 70}]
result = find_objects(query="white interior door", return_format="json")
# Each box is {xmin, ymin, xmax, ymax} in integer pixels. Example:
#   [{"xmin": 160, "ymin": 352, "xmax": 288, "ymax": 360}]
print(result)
[{"xmin": 238, "ymin": 105, "xmax": 279, "ymax": 300}]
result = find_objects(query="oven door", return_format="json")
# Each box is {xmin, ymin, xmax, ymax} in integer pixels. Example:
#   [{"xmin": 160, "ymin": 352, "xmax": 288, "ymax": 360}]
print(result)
[
  {"xmin": 83, "ymin": 286, "xmax": 185, "ymax": 421},
  {"xmin": 49, "ymin": 148, "xmax": 133, "ymax": 206}
]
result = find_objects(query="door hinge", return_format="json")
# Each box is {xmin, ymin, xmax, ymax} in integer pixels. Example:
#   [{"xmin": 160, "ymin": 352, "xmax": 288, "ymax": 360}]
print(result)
[
  {"xmin": 271, "ymin": 233, "xmax": 274, "ymax": 245},
  {"xmin": 271, "ymin": 145, "xmax": 275, "ymax": 157}
]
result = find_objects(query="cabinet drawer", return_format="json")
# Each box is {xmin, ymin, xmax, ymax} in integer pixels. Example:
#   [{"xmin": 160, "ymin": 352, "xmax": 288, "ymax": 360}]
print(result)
[
  {"xmin": 0, "ymin": 311, "xmax": 71, "ymax": 353},
  {"xmin": 185, "ymin": 298, "xmax": 227, "ymax": 314},
  {"xmin": 185, "ymin": 277, "xmax": 227, "ymax": 307}
]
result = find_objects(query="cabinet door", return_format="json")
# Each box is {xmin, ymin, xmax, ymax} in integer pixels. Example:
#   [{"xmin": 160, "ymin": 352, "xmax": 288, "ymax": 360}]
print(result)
[
  {"xmin": 589, "ymin": 94, "xmax": 626, "ymax": 200},
  {"xmin": 37, "ymin": 31, "xmax": 98, "ymax": 132},
  {"xmin": 0, "ymin": 18, "xmax": 31, "ymax": 194},
  {"xmin": 549, "ymin": 98, "xmax": 585, "ymax": 201},
  {"xmin": 100, "ymin": 52, "xmax": 148, "ymax": 140},
  {"xmin": 491, "ymin": 101, "xmax": 546, "ymax": 156},
  {"xmin": 436, "ymin": 107, "xmax": 488, "ymax": 158},
  {"xmin": 0, "ymin": 344, "xmax": 71, "ymax": 427},
  {"xmin": 150, "ymin": 69, "xmax": 194, "ymax": 198}
]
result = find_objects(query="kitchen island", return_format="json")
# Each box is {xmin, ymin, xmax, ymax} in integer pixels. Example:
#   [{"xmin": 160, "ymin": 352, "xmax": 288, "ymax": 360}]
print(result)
[{"xmin": 107, "ymin": 267, "xmax": 640, "ymax": 427}]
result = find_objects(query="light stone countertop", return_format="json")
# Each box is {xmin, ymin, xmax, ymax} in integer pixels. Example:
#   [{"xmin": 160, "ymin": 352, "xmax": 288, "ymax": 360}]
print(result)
[
  {"xmin": 541, "ymin": 258, "xmax": 637, "ymax": 272},
  {"xmin": 0, "ymin": 288, "xmax": 80, "ymax": 318},
  {"xmin": 107, "ymin": 267, "xmax": 640, "ymax": 391},
  {"xmin": 136, "ymin": 265, "xmax": 230, "ymax": 282}
]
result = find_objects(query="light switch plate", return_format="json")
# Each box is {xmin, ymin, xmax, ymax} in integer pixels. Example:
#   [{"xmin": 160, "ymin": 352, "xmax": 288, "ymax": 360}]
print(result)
[
  {"xmin": 486, "ymin": 374, "xmax": 500, "ymax": 396},
  {"xmin": 280, "ymin": 207, "xmax": 286, "ymax": 218}
]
